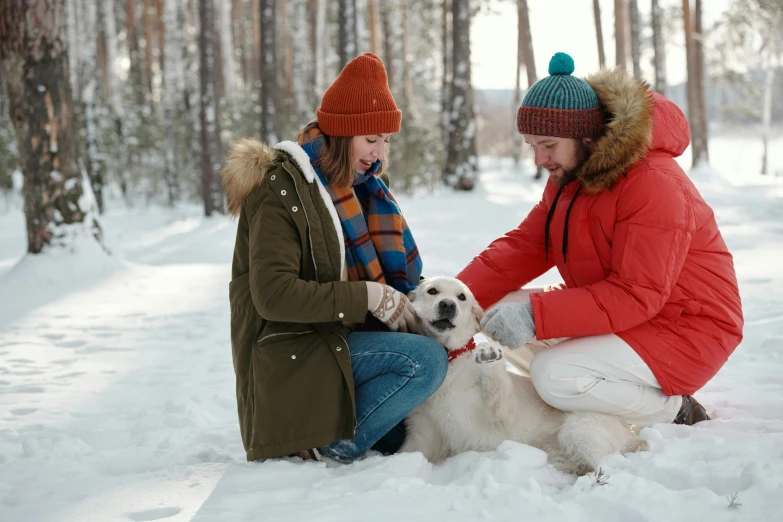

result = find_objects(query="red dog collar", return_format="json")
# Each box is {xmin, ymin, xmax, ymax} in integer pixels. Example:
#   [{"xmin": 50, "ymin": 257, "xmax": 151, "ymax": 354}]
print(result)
[{"xmin": 447, "ymin": 338, "xmax": 476, "ymax": 363}]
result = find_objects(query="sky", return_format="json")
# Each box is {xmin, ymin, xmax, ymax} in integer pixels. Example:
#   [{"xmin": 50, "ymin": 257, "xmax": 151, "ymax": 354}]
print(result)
[{"xmin": 471, "ymin": 0, "xmax": 731, "ymax": 90}]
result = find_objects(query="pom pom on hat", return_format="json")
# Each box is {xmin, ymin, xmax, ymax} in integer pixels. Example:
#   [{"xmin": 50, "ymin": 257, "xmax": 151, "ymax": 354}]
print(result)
[{"xmin": 548, "ymin": 52, "xmax": 575, "ymax": 75}]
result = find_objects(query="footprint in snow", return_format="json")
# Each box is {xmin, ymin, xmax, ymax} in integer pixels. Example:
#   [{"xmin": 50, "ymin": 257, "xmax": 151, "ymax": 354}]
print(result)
[{"xmin": 126, "ymin": 507, "xmax": 181, "ymax": 521}]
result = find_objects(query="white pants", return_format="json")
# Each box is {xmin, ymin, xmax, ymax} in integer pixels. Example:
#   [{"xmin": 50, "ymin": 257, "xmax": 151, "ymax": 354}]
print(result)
[{"xmin": 495, "ymin": 287, "xmax": 682, "ymax": 427}]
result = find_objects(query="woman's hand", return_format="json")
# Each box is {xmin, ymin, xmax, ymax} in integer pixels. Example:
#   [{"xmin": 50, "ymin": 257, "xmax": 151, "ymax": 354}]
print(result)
[{"xmin": 366, "ymin": 282, "xmax": 418, "ymax": 333}]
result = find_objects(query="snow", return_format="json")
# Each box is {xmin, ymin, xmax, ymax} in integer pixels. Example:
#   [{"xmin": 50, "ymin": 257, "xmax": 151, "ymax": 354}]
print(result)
[{"xmin": 1, "ymin": 141, "xmax": 783, "ymax": 521}]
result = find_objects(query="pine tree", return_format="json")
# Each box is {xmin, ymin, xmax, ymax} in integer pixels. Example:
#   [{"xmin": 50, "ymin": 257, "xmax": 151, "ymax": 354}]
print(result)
[{"xmin": 0, "ymin": 0, "xmax": 103, "ymax": 253}]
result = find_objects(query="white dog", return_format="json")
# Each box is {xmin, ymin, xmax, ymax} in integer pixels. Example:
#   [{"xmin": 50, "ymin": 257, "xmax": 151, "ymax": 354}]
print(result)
[{"xmin": 401, "ymin": 277, "xmax": 647, "ymax": 475}]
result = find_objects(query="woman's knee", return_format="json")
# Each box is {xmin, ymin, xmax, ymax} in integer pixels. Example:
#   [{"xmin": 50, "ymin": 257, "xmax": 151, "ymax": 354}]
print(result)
[
  {"xmin": 529, "ymin": 349, "xmax": 582, "ymax": 409},
  {"xmin": 405, "ymin": 335, "xmax": 448, "ymax": 393}
]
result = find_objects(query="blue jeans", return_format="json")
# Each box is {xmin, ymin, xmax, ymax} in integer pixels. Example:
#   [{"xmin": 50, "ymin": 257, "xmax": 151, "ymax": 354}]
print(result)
[{"xmin": 318, "ymin": 331, "xmax": 448, "ymax": 462}]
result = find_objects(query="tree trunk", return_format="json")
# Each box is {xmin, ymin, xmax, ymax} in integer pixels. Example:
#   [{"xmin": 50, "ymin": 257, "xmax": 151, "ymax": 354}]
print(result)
[
  {"xmin": 593, "ymin": 0, "xmax": 606, "ymax": 68},
  {"xmin": 693, "ymin": 0, "xmax": 708, "ymax": 164},
  {"xmin": 368, "ymin": 0, "xmax": 380, "ymax": 55},
  {"xmin": 401, "ymin": 0, "xmax": 413, "ymax": 105},
  {"xmin": 441, "ymin": 0, "xmax": 451, "ymax": 144},
  {"xmin": 127, "ymin": 0, "xmax": 145, "ymax": 105},
  {"xmin": 444, "ymin": 0, "xmax": 477, "ymax": 190},
  {"xmin": 380, "ymin": 3, "xmax": 395, "ymax": 88},
  {"xmin": 199, "ymin": 0, "xmax": 225, "ymax": 216},
  {"xmin": 313, "ymin": 0, "xmax": 326, "ymax": 103},
  {"xmin": 307, "ymin": 0, "xmax": 326, "ymax": 111},
  {"xmin": 651, "ymin": 0, "xmax": 666, "ymax": 94},
  {"xmin": 683, "ymin": 0, "xmax": 706, "ymax": 166},
  {"xmin": 219, "ymin": 0, "xmax": 237, "ymax": 101},
  {"xmin": 518, "ymin": 0, "xmax": 541, "ymax": 179},
  {"xmin": 231, "ymin": 0, "xmax": 246, "ymax": 93},
  {"xmin": 614, "ymin": 0, "xmax": 627, "ymax": 70},
  {"xmin": 143, "ymin": 0, "xmax": 156, "ymax": 98},
  {"xmin": 163, "ymin": 0, "xmax": 181, "ymax": 204},
  {"xmin": 83, "ymin": 85, "xmax": 105, "ymax": 214},
  {"xmin": 761, "ymin": 64, "xmax": 774, "ymax": 175},
  {"xmin": 338, "ymin": 0, "xmax": 357, "ymax": 69},
  {"xmin": 513, "ymin": 0, "xmax": 524, "ymax": 166},
  {"xmin": 259, "ymin": 0, "xmax": 278, "ymax": 143},
  {"xmin": 629, "ymin": 0, "xmax": 641, "ymax": 78},
  {"xmin": 102, "ymin": 0, "xmax": 121, "ymax": 112},
  {"xmin": 97, "ymin": 2, "xmax": 109, "ymax": 99},
  {"xmin": 0, "ymin": 0, "xmax": 103, "ymax": 253}
]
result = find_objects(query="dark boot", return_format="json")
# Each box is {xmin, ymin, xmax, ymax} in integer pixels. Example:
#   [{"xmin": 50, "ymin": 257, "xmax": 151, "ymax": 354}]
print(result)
[{"xmin": 673, "ymin": 395, "xmax": 711, "ymax": 425}]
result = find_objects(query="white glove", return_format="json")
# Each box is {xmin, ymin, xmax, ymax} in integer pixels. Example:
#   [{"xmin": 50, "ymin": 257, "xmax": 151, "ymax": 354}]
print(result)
[
  {"xmin": 366, "ymin": 282, "xmax": 417, "ymax": 333},
  {"xmin": 480, "ymin": 301, "xmax": 537, "ymax": 349}
]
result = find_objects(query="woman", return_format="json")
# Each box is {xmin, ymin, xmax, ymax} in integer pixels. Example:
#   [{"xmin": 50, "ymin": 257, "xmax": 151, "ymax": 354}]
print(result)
[{"xmin": 222, "ymin": 53, "xmax": 447, "ymax": 463}]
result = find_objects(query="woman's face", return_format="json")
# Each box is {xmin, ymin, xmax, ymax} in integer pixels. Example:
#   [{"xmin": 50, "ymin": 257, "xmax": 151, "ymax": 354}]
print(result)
[{"xmin": 350, "ymin": 134, "xmax": 392, "ymax": 173}]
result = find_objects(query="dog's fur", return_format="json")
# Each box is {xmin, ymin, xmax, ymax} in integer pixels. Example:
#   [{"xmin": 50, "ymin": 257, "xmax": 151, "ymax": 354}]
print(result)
[{"xmin": 401, "ymin": 277, "xmax": 647, "ymax": 475}]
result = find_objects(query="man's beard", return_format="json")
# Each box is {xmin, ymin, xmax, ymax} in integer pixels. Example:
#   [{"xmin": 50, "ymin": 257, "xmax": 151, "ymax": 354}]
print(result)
[{"xmin": 551, "ymin": 140, "xmax": 592, "ymax": 187}]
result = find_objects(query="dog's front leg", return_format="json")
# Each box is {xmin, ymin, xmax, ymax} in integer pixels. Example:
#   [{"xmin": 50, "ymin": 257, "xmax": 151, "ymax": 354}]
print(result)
[
  {"xmin": 475, "ymin": 342, "xmax": 516, "ymax": 419},
  {"xmin": 399, "ymin": 411, "xmax": 448, "ymax": 463}
]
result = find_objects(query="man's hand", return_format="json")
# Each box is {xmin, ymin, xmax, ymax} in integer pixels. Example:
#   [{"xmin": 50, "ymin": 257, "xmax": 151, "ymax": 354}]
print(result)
[
  {"xmin": 480, "ymin": 301, "xmax": 536, "ymax": 349},
  {"xmin": 367, "ymin": 282, "xmax": 418, "ymax": 333}
]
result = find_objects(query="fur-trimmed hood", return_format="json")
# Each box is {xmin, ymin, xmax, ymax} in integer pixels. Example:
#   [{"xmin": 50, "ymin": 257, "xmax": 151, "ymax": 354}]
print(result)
[
  {"xmin": 221, "ymin": 139, "xmax": 317, "ymax": 216},
  {"xmin": 577, "ymin": 68, "xmax": 689, "ymax": 193}
]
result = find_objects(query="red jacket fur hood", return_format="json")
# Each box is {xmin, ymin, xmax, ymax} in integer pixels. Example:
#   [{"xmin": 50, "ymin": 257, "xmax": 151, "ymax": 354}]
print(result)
[{"xmin": 457, "ymin": 69, "xmax": 743, "ymax": 396}]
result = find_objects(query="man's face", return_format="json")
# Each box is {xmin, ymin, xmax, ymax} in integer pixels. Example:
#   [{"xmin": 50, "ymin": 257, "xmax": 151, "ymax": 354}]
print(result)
[{"xmin": 524, "ymin": 135, "xmax": 593, "ymax": 186}]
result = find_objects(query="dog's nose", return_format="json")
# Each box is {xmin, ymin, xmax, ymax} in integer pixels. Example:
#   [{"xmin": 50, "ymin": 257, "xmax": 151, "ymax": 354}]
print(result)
[{"xmin": 438, "ymin": 300, "xmax": 457, "ymax": 317}]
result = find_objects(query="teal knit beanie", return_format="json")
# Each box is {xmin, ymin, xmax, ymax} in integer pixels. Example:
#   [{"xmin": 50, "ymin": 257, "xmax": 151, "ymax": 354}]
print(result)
[{"xmin": 516, "ymin": 52, "xmax": 603, "ymax": 138}]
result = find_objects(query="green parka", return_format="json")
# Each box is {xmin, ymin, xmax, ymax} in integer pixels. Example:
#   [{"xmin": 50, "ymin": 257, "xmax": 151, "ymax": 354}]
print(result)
[{"xmin": 223, "ymin": 139, "xmax": 371, "ymax": 461}]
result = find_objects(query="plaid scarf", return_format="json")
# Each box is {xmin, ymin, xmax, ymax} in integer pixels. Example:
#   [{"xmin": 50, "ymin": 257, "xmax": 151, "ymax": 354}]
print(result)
[{"xmin": 298, "ymin": 129, "xmax": 422, "ymax": 294}]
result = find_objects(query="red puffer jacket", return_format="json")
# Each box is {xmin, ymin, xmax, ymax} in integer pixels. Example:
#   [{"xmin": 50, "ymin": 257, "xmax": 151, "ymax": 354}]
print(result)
[{"xmin": 457, "ymin": 69, "xmax": 743, "ymax": 396}]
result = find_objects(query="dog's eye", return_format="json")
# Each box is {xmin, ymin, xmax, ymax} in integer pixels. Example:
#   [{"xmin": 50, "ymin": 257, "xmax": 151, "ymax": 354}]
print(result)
[
  {"xmin": 457, "ymin": 293, "xmax": 466, "ymax": 301},
  {"xmin": 427, "ymin": 288, "xmax": 438, "ymax": 295}
]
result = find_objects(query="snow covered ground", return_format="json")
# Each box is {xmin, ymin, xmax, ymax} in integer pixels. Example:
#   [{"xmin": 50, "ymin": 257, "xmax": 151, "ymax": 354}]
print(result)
[{"xmin": 1, "ymin": 137, "xmax": 783, "ymax": 521}]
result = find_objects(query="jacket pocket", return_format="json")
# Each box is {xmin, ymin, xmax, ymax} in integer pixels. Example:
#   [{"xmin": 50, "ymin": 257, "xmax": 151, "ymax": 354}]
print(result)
[{"xmin": 251, "ymin": 328, "xmax": 351, "ymax": 450}]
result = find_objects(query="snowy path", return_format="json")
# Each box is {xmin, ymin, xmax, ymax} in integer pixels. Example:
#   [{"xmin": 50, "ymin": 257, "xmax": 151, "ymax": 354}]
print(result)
[{"xmin": 2, "ymin": 150, "xmax": 783, "ymax": 521}]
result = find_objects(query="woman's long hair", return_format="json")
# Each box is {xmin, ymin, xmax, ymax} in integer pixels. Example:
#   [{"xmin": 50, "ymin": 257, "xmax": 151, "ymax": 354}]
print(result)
[{"xmin": 297, "ymin": 120, "xmax": 388, "ymax": 189}]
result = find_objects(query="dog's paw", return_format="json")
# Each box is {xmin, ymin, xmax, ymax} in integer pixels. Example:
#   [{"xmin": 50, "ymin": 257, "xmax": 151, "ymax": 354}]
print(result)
[{"xmin": 474, "ymin": 342, "xmax": 503, "ymax": 363}]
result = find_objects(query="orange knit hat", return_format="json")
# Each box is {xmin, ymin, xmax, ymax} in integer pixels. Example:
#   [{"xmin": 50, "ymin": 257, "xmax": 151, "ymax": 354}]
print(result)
[{"xmin": 316, "ymin": 53, "xmax": 402, "ymax": 136}]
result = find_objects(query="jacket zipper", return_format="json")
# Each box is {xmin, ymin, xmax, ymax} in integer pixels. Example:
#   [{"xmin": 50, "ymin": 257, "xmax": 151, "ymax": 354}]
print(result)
[
  {"xmin": 281, "ymin": 163, "xmax": 320, "ymax": 283},
  {"xmin": 332, "ymin": 329, "xmax": 357, "ymax": 434},
  {"xmin": 282, "ymin": 162, "xmax": 355, "ymax": 434},
  {"xmin": 257, "ymin": 330, "xmax": 313, "ymax": 344}
]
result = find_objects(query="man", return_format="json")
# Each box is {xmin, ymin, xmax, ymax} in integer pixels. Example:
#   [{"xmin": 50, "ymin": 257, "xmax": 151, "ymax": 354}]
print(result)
[{"xmin": 457, "ymin": 53, "xmax": 743, "ymax": 427}]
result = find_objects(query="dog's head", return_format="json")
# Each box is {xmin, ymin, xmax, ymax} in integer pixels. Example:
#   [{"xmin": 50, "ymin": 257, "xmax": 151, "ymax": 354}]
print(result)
[{"xmin": 409, "ymin": 277, "xmax": 484, "ymax": 351}]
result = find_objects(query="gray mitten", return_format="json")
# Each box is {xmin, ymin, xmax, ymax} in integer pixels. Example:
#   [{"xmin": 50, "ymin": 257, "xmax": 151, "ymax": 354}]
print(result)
[{"xmin": 480, "ymin": 301, "xmax": 536, "ymax": 349}]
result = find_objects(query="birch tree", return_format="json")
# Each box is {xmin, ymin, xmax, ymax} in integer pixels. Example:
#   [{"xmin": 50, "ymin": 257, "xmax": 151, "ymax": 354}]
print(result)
[
  {"xmin": 715, "ymin": 0, "xmax": 783, "ymax": 175},
  {"xmin": 0, "ymin": 0, "xmax": 103, "ymax": 253}
]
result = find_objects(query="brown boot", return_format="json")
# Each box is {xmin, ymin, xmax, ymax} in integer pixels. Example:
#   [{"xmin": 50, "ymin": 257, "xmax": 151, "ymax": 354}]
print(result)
[
  {"xmin": 289, "ymin": 448, "xmax": 320, "ymax": 461},
  {"xmin": 673, "ymin": 395, "xmax": 711, "ymax": 425}
]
